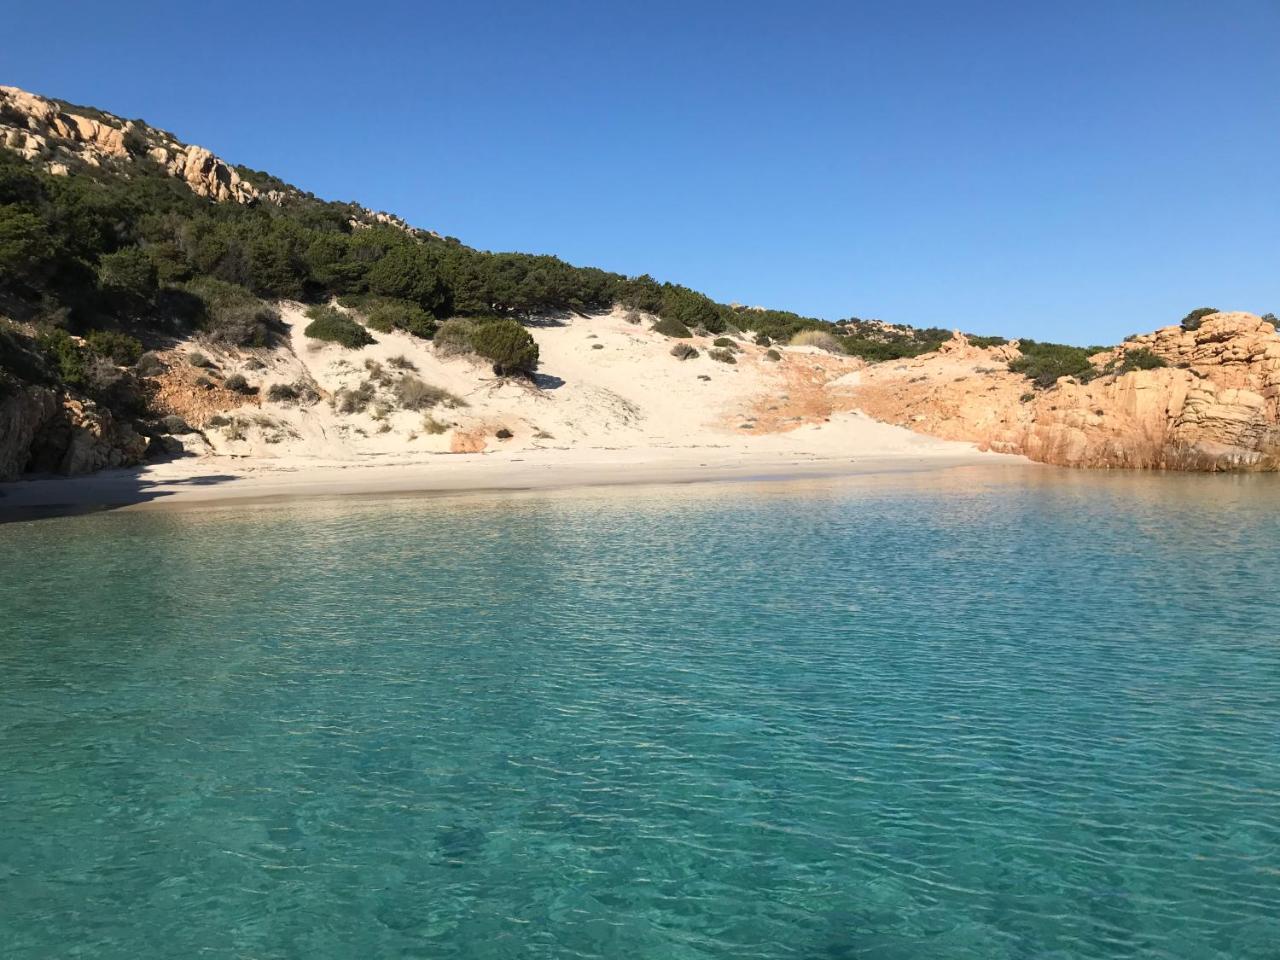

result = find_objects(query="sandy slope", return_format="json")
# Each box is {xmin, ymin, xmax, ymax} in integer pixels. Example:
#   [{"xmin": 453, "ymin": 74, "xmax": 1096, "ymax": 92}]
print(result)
[{"xmin": 0, "ymin": 306, "xmax": 1025, "ymax": 512}]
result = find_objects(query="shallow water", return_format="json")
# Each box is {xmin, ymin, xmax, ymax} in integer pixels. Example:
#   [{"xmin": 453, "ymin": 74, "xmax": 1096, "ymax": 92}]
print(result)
[{"xmin": 2, "ymin": 465, "xmax": 1278, "ymax": 959}]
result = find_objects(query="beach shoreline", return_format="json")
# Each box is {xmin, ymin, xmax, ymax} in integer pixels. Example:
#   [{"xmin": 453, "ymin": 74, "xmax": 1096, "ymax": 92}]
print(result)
[{"xmin": 0, "ymin": 446, "xmax": 1030, "ymax": 518}]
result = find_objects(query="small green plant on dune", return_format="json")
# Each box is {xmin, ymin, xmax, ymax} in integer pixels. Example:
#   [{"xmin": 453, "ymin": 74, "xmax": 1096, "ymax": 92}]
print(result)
[
  {"xmin": 304, "ymin": 305, "xmax": 374, "ymax": 348},
  {"xmin": 652, "ymin": 315, "xmax": 692, "ymax": 338},
  {"xmin": 395, "ymin": 375, "xmax": 467, "ymax": 410},
  {"xmin": 469, "ymin": 319, "xmax": 539, "ymax": 376}
]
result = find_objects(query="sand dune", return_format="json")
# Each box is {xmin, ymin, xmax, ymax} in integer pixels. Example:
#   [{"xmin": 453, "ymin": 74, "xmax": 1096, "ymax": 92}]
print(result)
[{"xmin": 0, "ymin": 307, "xmax": 1023, "ymax": 513}]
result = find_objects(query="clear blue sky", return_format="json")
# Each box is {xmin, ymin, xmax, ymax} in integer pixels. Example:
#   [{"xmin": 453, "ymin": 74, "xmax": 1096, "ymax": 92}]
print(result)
[{"xmin": 5, "ymin": 1, "xmax": 1278, "ymax": 342}]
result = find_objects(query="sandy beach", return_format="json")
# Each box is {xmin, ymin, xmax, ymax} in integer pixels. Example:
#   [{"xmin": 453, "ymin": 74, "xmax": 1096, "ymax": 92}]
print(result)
[{"xmin": 0, "ymin": 443, "xmax": 1025, "ymax": 517}]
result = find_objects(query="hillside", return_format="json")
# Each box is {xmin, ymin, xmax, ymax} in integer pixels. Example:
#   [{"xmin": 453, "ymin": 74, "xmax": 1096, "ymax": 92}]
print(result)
[{"xmin": 1, "ymin": 84, "xmax": 1277, "ymax": 484}]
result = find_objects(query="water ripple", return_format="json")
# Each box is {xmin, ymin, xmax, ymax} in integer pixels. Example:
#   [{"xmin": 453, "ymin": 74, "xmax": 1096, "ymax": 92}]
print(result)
[{"xmin": 1, "ymin": 467, "xmax": 1279, "ymax": 958}]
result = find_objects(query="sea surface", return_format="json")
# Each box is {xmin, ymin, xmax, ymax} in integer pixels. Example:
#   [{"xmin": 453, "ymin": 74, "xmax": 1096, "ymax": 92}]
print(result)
[{"xmin": 2, "ymin": 465, "xmax": 1278, "ymax": 959}]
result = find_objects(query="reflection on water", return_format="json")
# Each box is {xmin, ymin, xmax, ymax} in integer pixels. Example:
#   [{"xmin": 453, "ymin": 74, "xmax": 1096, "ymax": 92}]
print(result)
[{"xmin": 1, "ymin": 465, "xmax": 1278, "ymax": 959}]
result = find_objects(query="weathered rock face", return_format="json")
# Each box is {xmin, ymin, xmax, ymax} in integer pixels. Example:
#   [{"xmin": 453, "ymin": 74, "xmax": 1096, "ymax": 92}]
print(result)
[
  {"xmin": 849, "ymin": 313, "xmax": 1280, "ymax": 471},
  {"xmin": 0, "ymin": 386, "xmax": 60, "ymax": 480},
  {"xmin": 0, "ymin": 386, "xmax": 149, "ymax": 481},
  {"xmin": 0, "ymin": 84, "xmax": 260, "ymax": 203},
  {"xmin": 27, "ymin": 396, "xmax": 150, "ymax": 477},
  {"xmin": 0, "ymin": 85, "xmax": 428, "ymax": 231}
]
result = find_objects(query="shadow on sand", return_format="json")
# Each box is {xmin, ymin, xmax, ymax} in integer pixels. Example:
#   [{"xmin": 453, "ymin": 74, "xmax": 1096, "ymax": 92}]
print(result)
[{"xmin": 0, "ymin": 469, "xmax": 240, "ymax": 524}]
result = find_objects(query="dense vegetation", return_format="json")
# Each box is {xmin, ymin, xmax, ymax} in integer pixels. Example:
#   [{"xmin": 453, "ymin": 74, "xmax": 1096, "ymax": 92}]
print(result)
[
  {"xmin": 1007, "ymin": 340, "xmax": 1102, "ymax": 388},
  {"xmin": 0, "ymin": 139, "xmax": 881, "ymax": 396}
]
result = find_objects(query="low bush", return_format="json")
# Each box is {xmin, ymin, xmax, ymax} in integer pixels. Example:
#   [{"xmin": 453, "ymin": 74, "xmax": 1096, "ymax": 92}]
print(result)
[
  {"xmin": 161, "ymin": 414, "xmax": 193, "ymax": 434},
  {"xmin": 85, "ymin": 330, "xmax": 144, "ymax": 366},
  {"xmin": 188, "ymin": 351, "xmax": 213, "ymax": 368},
  {"xmin": 37, "ymin": 329, "xmax": 90, "ymax": 388},
  {"xmin": 470, "ymin": 319, "xmax": 539, "ymax": 375},
  {"xmin": 433, "ymin": 318, "xmax": 478, "ymax": 357},
  {"xmin": 754, "ymin": 332, "xmax": 772, "ymax": 347},
  {"xmin": 652, "ymin": 315, "xmax": 692, "ymax": 338},
  {"xmin": 968, "ymin": 335, "xmax": 1009, "ymax": 349},
  {"xmin": 134, "ymin": 352, "xmax": 166, "ymax": 377},
  {"xmin": 224, "ymin": 373, "xmax": 250, "ymax": 393},
  {"xmin": 266, "ymin": 382, "xmax": 298, "ymax": 402},
  {"xmin": 789, "ymin": 330, "xmax": 845, "ymax": 353},
  {"xmin": 395, "ymin": 376, "xmax": 466, "ymax": 410},
  {"xmin": 421, "ymin": 414, "xmax": 450, "ymax": 434},
  {"xmin": 708, "ymin": 348, "xmax": 737, "ymax": 364},
  {"xmin": 335, "ymin": 380, "xmax": 376, "ymax": 414},
  {"xmin": 1008, "ymin": 340, "xmax": 1097, "ymax": 389},
  {"xmin": 670, "ymin": 343, "xmax": 699, "ymax": 360},
  {"xmin": 764, "ymin": 348, "xmax": 782, "ymax": 361},
  {"xmin": 387, "ymin": 354, "xmax": 417, "ymax": 370},
  {"xmin": 1180, "ymin": 307, "xmax": 1218, "ymax": 332},
  {"xmin": 363, "ymin": 298, "xmax": 437, "ymax": 339},
  {"xmin": 304, "ymin": 305, "xmax": 375, "ymax": 348},
  {"xmin": 1115, "ymin": 348, "xmax": 1168, "ymax": 374},
  {"xmin": 712, "ymin": 337, "xmax": 738, "ymax": 350},
  {"xmin": 182, "ymin": 277, "xmax": 282, "ymax": 348}
]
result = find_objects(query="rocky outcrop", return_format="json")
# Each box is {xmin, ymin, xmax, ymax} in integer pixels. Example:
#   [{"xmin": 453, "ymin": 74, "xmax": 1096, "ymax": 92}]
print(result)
[
  {"xmin": 0, "ymin": 84, "xmax": 259, "ymax": 203},
  {"xmin": 0, "ymin": 85, "xmax": 423, "ymax": 228},
  {"xmin": 0, "ymin": 386, "xmax": 148, "ymax": 481},
  {"xmin": 849, "ymin": 313, "xmax": 1280, "ymax": 471},
  {"xmin": 30, "ymin": 397, "xmax": 150, "ymax": 476},
  {"xmin": 0, "ymin": 386, "xmax": 60, "ymax": 480}
]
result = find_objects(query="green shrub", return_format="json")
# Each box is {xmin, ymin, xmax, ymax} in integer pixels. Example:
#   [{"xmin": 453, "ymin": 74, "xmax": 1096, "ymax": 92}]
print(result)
[
  {"xmin": 1115, "ymin": 348, "xmax": 1168, "ymax": 374},
  {"xmin": 708, "ymin": 348, "xmax": 737, "ymax": 364},
  {"xmin": 188, "ymin": 351, "xmax": 213, "ymax": 368},
  {"xmin": 363, "ymin": 298, "xmax": 438, "ymax": 339},
  {"xmin": 1261, "ymin": 312, "xmax": 1277, "ymax": 327},
  {"xmin": 753, "ymin": 332, "xmax": 772, "ymax": 347},
  {"xmin": 85, "ymin": 330, "xmax": 144, "ymax": 365},
  {"xmin": 712, "ymin": 337, "xmax": 737, "ymax": 349},
  {"xmin": 1008, "ymin": 340, "xmax": 1097, "ymax": 388},
  {"xmin": 652, "ymin": 315, "xmax": 692, "ymax": 338},
  {"xmin": 37, "ymin": 329, "xmax": 90, "ymax": 387},
  {"xmin": 387, "ymin": 354, "xmax": 416, "ymax": 370},
  {"xmin": 433, "ymin": 318, "xmax": 478, "ymax": 357},
  {"xmin": 223, "ymin": 373, "xmax": 250, "ymax": 393},
  {"xmin": 304, "ymin": 305, "xmax": 375, "ymax": 348},
  {"xmin": 670, "ymin": 342, "xmax": 698, "ymax": 360},
  {"xmin": 266, "ymin": 382, "xmax": 298, "ymax": 402},
  {"xmin": 470, "ymin": 319, "xmax": 539, "ymax": 375},
  {"xmin": 1180, "ymin": 307, "xmax": 1218, "ymax": 332},
  {"xmin": 968, "ymin": 335, "xmax": 1008, "ymax": 349},
  {"xmin": 659, "ymin": 285, "xmax": 725, "ymax": 334},
  {"xmin": 764, "ymin": 348, "xmax": 782, "ymax": 361},
  {"xmin": 98, "ymin": 247, "xmax": 158, "ymax": 302}
]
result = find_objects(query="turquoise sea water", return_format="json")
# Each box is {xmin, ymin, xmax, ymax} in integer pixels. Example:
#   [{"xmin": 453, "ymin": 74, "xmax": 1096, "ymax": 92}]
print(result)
[{"xmin": 2, "ymin": 465, "xmax": 1279, "ymax": 959}]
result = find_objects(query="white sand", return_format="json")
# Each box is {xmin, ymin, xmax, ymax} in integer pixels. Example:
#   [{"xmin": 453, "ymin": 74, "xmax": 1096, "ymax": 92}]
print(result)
[{"xmin": 0, "ymin": 307, "xmax": 1027, "ymax": 514}]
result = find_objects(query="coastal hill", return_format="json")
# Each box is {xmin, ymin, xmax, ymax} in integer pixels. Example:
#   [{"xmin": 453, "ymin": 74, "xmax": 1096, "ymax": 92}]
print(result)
[{"xmin": 1, "ymin": 84, "xmax": 1277, "ymax": 484}]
